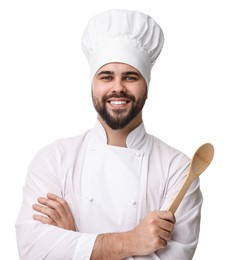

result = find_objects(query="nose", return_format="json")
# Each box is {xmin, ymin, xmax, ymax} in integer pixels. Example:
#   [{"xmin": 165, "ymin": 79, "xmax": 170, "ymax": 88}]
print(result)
[{"xmin": 111, "ymin": 78, "xmax": 126, "ymax": 93}]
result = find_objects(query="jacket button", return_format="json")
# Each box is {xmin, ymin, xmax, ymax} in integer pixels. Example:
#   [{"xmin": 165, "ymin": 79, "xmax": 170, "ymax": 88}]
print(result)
[
  {"xmin": 135, "ymin": 152, "xmax": 141, "ymax": 157},
  {"xmin": 86, "ymin": 196, "xmax": 94, "ymax": 202},
  {"xmin": 130, "ymin": 200, "xmax": 137, "ymax": 205}
]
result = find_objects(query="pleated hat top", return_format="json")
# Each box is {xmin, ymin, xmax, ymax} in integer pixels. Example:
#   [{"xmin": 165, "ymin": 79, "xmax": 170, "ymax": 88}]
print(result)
[{"xmin": 81, "ymin": 9, "xmax": 164, "ymax": 87}]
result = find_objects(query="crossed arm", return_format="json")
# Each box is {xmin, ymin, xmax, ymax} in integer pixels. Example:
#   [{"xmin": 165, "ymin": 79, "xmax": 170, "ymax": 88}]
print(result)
[{"xmin": 32, "ymin": 193, "xmax": 175, "ymax": 259}]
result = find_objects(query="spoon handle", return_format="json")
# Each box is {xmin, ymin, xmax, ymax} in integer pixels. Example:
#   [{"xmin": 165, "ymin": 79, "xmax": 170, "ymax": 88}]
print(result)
[{"xmin": 167, "ymin": 176, "xmax": 194, "ymax": 214}]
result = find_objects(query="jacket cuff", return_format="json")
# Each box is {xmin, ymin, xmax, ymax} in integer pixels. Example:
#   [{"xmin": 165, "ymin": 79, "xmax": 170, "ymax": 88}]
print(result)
[{"xmin": 73, "ymin": 233, "xmax": 98, "ymax": 260}]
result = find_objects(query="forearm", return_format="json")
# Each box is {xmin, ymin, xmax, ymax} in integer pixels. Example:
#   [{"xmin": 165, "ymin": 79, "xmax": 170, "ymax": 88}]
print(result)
[
  {"xmin": 91, "ymin": 231, "xmax": 134, "ymax": 260},
  {"xmin": 91, "ymin": 211, "xmax": 175, "ymax": 260}
]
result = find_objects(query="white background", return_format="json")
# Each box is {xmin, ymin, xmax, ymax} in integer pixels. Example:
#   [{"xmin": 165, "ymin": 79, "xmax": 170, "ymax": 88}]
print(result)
[{"xmin": 0, "ymin": 0, "xmax": 228, "ymax": 259}]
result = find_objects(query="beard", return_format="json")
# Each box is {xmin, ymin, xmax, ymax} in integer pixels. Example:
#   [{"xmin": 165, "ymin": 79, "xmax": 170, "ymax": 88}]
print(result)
[{"xmin": 92, "ymin": 91, "xmax": 147, "ymax": 130}]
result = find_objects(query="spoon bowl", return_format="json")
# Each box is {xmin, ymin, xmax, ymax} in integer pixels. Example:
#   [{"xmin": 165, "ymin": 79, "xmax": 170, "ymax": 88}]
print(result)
[
  {"xmin": 168, "ymin": 143, "xmax": 214, "ymax": 214},
  {"xmin": 190, "ymin": 143, "xmax": 214, "ymax": 178}
]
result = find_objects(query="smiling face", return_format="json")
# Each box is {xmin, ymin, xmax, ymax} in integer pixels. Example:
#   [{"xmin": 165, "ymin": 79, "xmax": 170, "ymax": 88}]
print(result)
[{"xmin": 92, "ymin": 62, "xmax": 147, "ymax": 130}]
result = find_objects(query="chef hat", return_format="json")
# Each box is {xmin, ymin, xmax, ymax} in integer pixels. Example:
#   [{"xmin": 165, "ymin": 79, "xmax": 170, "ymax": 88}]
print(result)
[{"xmin": 81, "ymin": 9, "xmax": 164, "ymax": 87}]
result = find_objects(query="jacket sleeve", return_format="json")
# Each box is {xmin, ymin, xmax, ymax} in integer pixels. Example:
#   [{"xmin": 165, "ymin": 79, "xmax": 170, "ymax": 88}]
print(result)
[
  {"xmin": 156, "ymin": 154, "xmax": 203, "ymax": 260},
  {"xmin": 130, "ymin": 152, "xmax": 203, "ymax": 260},
  {"xmin": 15, "ymin": 142, "xmax": 97, "ymax": 260}
]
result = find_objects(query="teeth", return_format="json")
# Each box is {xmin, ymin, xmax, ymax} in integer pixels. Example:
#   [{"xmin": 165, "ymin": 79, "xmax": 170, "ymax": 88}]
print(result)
[{"xmin": 110, "ymin": 100, "xmax": 127, "ymax": 105}]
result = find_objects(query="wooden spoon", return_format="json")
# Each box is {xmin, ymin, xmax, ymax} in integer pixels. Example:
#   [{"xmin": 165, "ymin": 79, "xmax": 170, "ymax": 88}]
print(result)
[{"xmin": 168, "ymin": 143, "xmax": 214, "ymax": 214}]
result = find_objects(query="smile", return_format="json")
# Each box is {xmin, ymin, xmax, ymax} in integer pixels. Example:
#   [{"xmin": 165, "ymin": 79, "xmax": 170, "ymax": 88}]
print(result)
[
  {"xmin": 107, "ymin": 97, "xmax": 131, "ymax": 106},
  {"xmin": 110, "ymin": 100, "xmax": 128, "ymax": 105}
]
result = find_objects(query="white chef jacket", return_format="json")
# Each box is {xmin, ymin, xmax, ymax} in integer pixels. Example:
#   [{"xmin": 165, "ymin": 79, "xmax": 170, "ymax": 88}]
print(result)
[{"xmin": 15, "ymin": 120, "xmax": 202, "ymax": 260}]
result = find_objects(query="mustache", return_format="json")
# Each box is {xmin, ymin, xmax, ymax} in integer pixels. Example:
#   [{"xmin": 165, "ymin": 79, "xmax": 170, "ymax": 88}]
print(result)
[{"xmin": 102, "ymin": 92, "xmax": 136, "ymax": 102}]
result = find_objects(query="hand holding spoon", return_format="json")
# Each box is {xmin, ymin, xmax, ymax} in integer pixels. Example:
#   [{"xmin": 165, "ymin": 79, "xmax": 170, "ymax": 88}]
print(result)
[{"xmin": 168, "ymin": 143, "xmax": 214, "ymax": 214}]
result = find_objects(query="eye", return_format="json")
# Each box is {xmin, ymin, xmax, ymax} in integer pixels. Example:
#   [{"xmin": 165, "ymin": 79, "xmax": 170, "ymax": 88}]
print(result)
[
  {"xmin": 125, "ymin": 76, "xmax": 138, "ymax": 81},
  {"xmin": 103, "ymin": 76, "xmax": 111, "ymax": 80},
  {"xmin": 100, "ymin": 76, "xmax": 112, "ymax": 81}
]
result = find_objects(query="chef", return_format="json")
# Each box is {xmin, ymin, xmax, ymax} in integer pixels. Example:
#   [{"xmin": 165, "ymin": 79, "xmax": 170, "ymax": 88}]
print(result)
[{"xmin": 16, "ymin": 9, "xmax": 202, "ymax": 260}]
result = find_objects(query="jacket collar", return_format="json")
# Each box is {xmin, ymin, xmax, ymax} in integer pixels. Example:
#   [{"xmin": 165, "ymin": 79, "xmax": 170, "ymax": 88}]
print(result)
[{"xmin": 93, "ymin": 119, "xmax": 147, "ymax": 150}]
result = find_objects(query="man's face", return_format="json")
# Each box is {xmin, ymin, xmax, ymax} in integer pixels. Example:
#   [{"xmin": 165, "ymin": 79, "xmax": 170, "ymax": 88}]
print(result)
[{"xmin": 92, "ymin": 62, "xmax": 147, "ymax": 130}]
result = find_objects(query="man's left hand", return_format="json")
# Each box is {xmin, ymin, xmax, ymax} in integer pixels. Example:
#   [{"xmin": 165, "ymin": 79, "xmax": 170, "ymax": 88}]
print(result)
[{"xmin": 32, "ymin": 193, "xmax": 77, "ymax": 231}]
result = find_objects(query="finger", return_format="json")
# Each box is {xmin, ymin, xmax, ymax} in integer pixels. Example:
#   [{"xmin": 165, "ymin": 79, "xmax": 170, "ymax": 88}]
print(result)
[
  {"xmin": 159, "ymin": 228, "xmax": 171, "ymax": 241},
  {"xmin": 47, "ymin": 193, "xmax": 72, "ymax": 214},
  {"xmin": 159, "ymin": 219, "xmax": 174, "ymax": 232},
  {"xmin": 37, "ymin": 197, "xmax": 66, "ymax": 217},
  {"xmin": 157, "ymin": 211, "xmax": 176, "ymax": 224},
  {"xmin": 32, "ymin": 203, "xmax": 61, "ymax": 222},
  {"xmin": 33, "ymin": 214, "xmax": 57, "ymax": 226}
]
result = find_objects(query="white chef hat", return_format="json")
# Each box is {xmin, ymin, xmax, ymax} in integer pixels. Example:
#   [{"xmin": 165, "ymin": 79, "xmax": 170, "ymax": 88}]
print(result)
[{"xmin": 81, "ymin": 9, "xmax": 164, "ymax": 87}]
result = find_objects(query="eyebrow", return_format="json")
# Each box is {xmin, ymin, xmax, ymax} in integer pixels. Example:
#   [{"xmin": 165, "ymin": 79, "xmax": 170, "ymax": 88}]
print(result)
[
  {"xmin": 97, "ymin": 71, "xmax": 141, "ymax": 76},
  {"xmin": 123, "ymin": 71, "xmax": 141, "ymax": 76},
  {"xmin": 97, "ymin": 71, "xmax": 114, "ymax": 76}
]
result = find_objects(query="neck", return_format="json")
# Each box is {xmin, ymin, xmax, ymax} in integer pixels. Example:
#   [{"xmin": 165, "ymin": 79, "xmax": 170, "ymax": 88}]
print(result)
[{"xmin": 97, "ymin": 114, "xmax": 143, "ymax": 147}]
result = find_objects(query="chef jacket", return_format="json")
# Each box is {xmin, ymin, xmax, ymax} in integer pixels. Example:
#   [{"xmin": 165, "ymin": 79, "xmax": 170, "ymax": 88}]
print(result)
[{"xmin": 15, "ymin": 120, "xmax": 203, "ymax": 260}]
